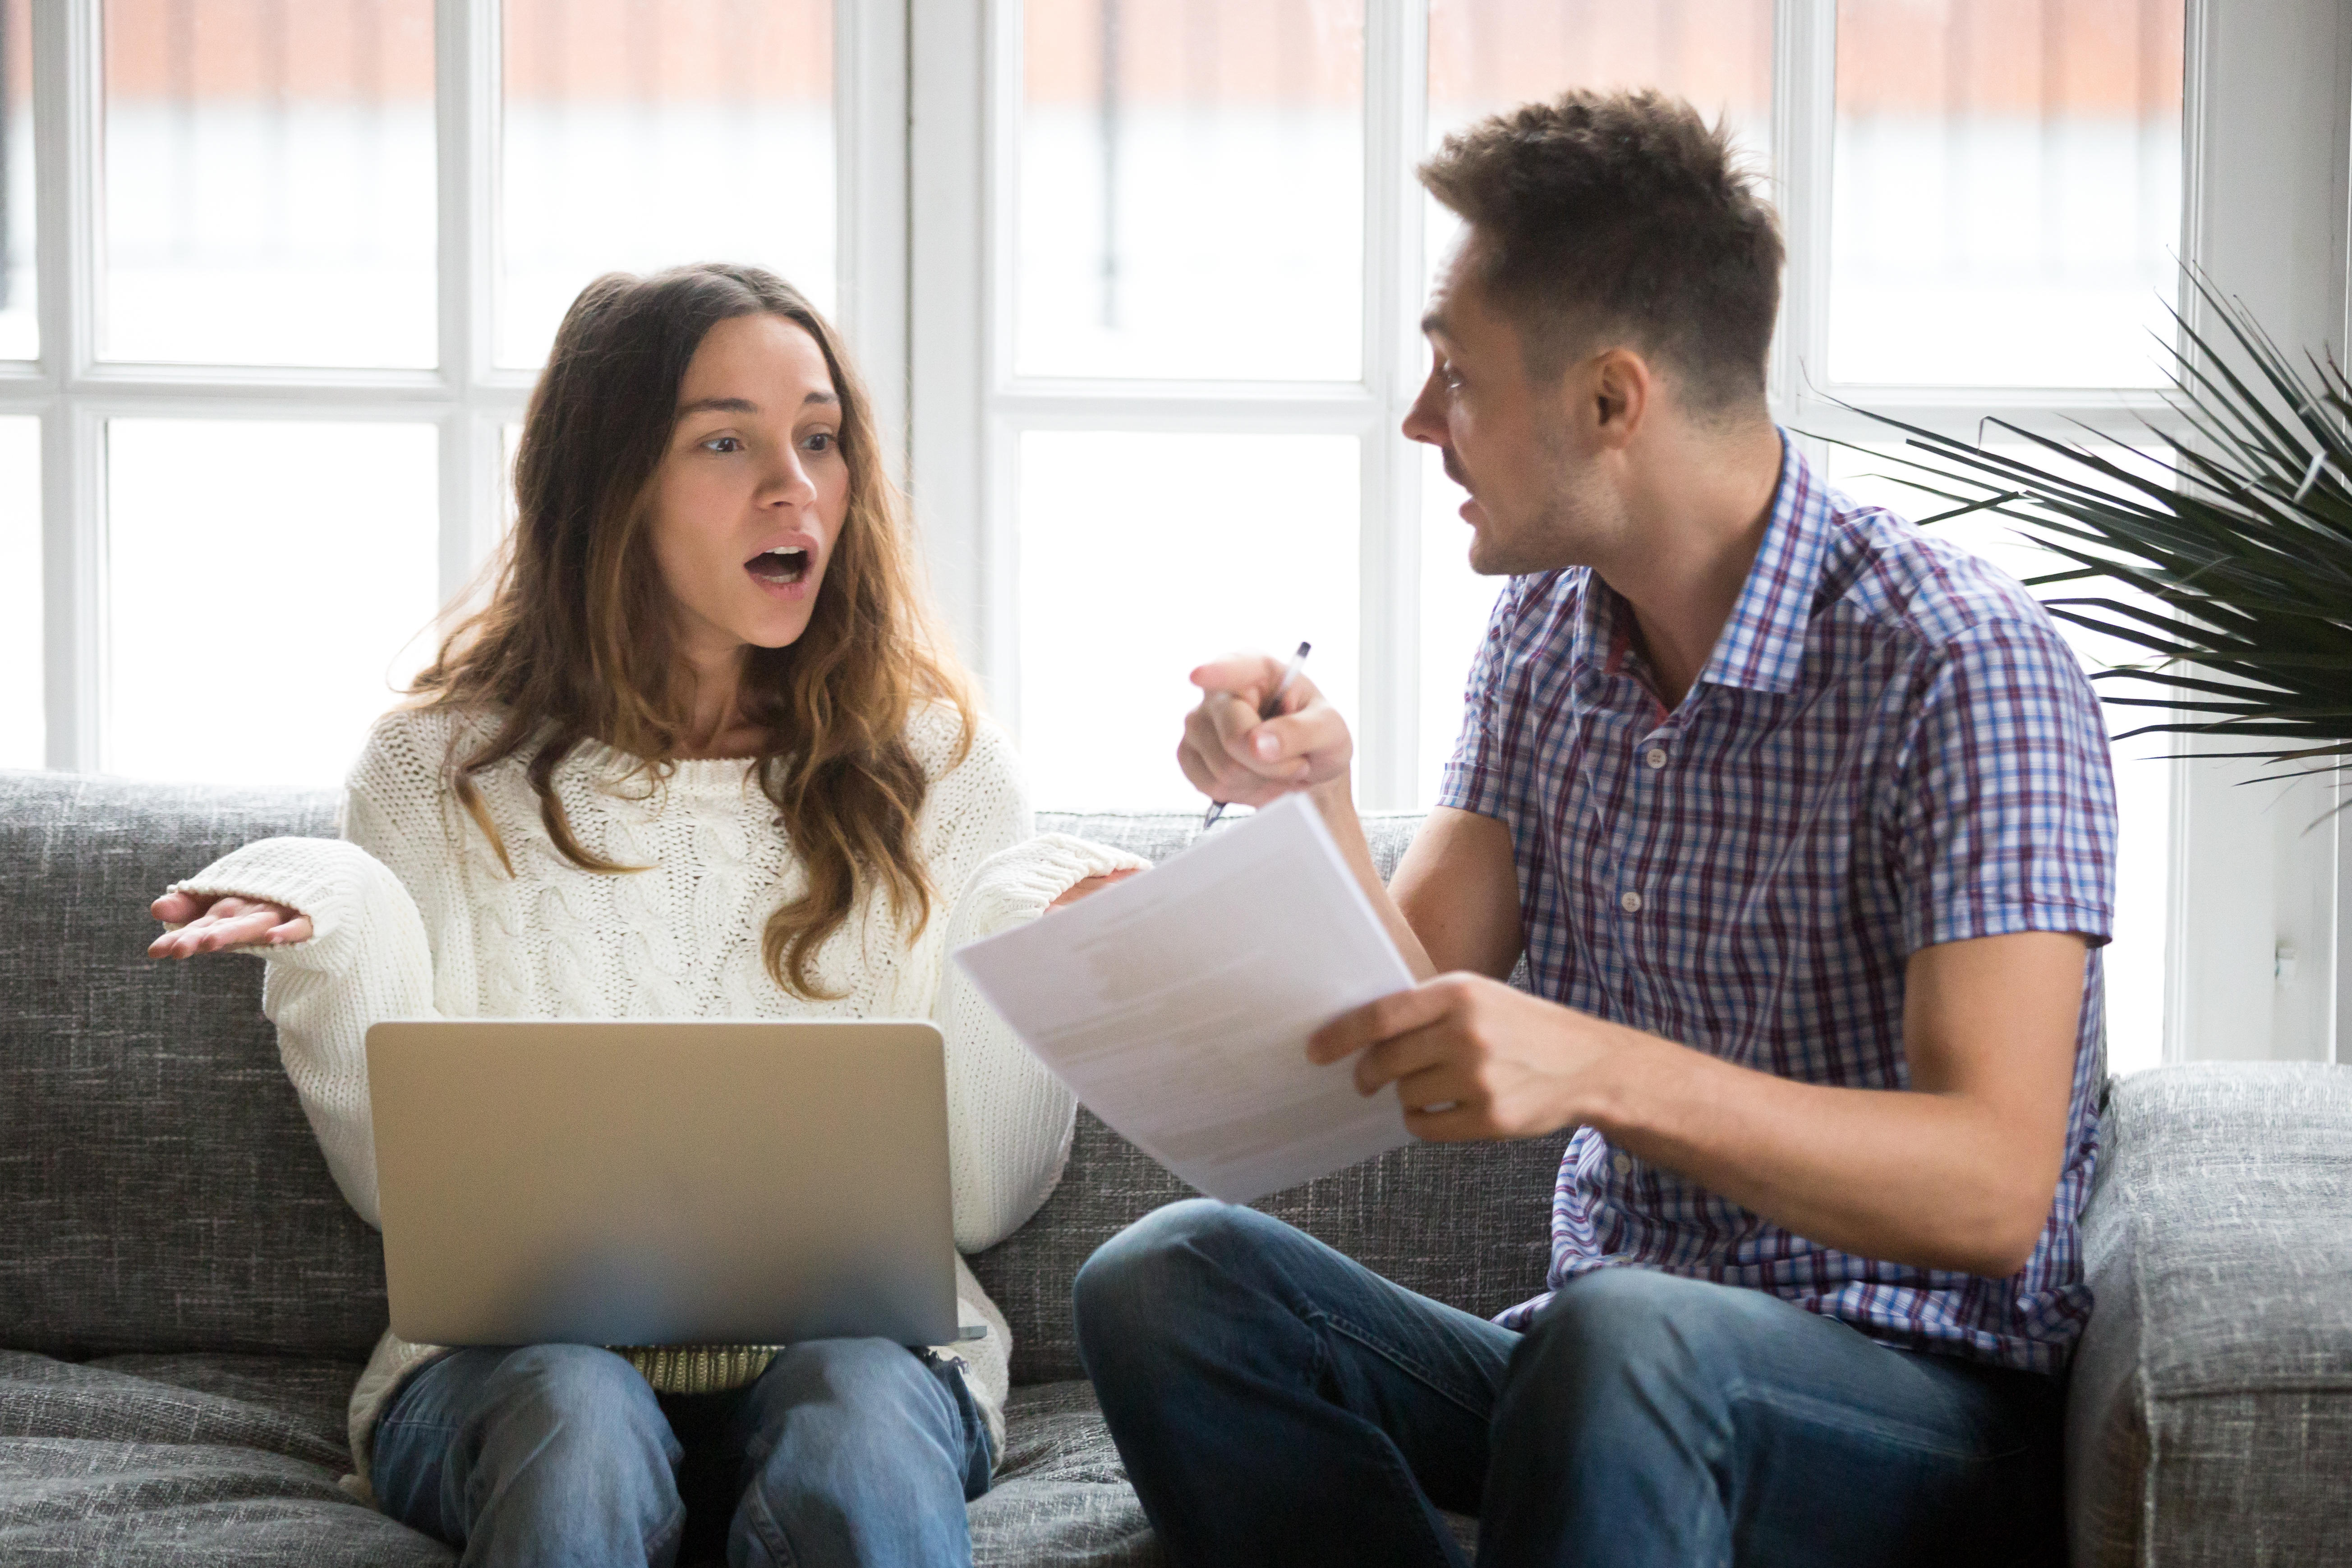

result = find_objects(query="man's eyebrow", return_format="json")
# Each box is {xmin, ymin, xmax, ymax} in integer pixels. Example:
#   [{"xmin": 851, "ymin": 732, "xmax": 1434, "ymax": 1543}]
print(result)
[{"xmin": 1420, "ymin": 310, "xmax": 1449, "ymax": 338}]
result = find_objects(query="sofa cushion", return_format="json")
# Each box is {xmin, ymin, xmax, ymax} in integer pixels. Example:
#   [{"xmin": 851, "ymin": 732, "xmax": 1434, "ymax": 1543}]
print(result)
[
  {"xmin": 2066, "ymin": 1062, "xmax": 2352, "ymax": 1568},
  {"xmin": 0, "ymin": 1349, "xmax": 450, "ymax": 1565},
  {"xmin": 973, "ymin": 1380, "xmax": 1477, "ymax": 1568},
  {"xmin": 0, "ymin": 771, "xmax": 382, "ymax": 1361}
]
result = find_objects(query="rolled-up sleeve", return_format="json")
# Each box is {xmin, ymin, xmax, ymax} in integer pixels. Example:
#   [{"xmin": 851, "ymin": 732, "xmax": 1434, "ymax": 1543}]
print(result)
[{"xmin": 1893, "ymin": 619, "xmax": 2118, "ymax": 955}]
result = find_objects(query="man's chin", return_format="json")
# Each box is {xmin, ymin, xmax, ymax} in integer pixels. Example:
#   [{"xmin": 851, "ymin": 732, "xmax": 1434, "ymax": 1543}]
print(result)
[{"xmin": 1465, "ymin": 530, "xmax": 1519, "ymax": 578}]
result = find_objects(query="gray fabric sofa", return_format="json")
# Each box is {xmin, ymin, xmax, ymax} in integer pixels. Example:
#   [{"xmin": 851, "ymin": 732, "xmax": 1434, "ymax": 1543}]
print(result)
[{"xmin": 2, "ymin": 769, "xmax": 2346, "ymax": 1565}]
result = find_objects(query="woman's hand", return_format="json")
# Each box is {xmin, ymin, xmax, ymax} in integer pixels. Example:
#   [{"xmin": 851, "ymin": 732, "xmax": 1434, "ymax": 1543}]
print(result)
[
  {"xmin": 1049, "ymin": 869, "xmax": 1141, "ymax": 910},
  {"xmin": 148, "ymin": 890, "xmax": 313, "ymax": 959}
]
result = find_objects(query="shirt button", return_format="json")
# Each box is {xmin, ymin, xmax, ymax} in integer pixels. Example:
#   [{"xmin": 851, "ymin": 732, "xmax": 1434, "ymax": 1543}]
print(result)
[
  {"xmin": 1611, "ymin": 1151, "xmax": 1633, "ymax": 1176},
  {"xmin": 1619, "ymin": 890, "xmax": 1643, "ymax": 914},
  {"xmin": 1645, "ymin": 746, "xmax": 1669, "ymax": 770}
]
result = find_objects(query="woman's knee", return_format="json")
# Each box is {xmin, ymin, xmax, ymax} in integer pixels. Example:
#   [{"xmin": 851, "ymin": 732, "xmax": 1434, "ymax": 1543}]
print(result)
[
  {"xmin": 756, "ymin": 1337, "xmax": 939, "ymax": 1421},
  {"xmin": 479, "ymin": 1344, "xmax": 674, "ymax": 1458}
]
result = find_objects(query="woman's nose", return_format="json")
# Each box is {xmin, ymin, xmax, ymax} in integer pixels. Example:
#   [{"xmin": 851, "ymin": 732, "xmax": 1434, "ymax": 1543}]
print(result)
[{"xmin": 763, "ymin": 451, "xmax": 817, "ymax": 505}]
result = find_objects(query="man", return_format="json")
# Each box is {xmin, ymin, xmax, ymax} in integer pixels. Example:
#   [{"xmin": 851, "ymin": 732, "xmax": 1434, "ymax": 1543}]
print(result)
[{"xmin": 1072, "ymin": 89, "xmax": 2111, "ymax": 1567}]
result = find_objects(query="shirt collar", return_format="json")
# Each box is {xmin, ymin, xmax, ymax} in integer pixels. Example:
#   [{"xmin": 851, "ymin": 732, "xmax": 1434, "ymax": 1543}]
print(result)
[
  {"xmin": 1566, "ymin": 431, "xmax": 1829, "ymax": 703},
  {"xmin": 1694, "ymin": 431, "xmax": 1830, "ymax": 696}
]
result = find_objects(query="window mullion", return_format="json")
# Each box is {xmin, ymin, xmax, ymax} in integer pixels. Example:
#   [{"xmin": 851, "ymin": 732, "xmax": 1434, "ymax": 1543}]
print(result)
[
  {"xmin": 1355, "ymin": 0, "xmax": 1424, "ymax": 812},
  {"xmin": 907, "ymin": 0, "xmax": 993, "ymax": 694},
  {"xmin": 835, "ymin": 0, "xmax": 910, "ymax": 480},
  {"xmin": 1769, "ymin": 0, "xmax": 1836, "ymax": 427},
  {"xmin": 35, "ymin": 0, "xmax": 100, "ymax": 771},
  {"xmin": 437, "ymin": 0, "xmax": 497, "ymax": 605}
]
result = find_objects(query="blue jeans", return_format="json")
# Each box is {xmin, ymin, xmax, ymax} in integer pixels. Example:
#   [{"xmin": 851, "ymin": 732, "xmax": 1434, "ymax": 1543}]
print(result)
[
  {"xmin": 370, "ymin": 1339, "xmax": 993, "ymax": 1568},
  {"xmin": 1073, "ymin": 1200, "xmax": 2066, "ymax": 1568}
]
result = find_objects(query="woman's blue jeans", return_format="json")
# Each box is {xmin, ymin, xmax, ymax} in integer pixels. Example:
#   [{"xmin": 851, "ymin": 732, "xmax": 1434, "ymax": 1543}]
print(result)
[
  {"xmin": 370, "ymin": 1338, "xmax": 992, "ymax": 1568},
  {"xmin": 1073, "ymin": 1200, "xmax": 2067, "ymax": 1568}
]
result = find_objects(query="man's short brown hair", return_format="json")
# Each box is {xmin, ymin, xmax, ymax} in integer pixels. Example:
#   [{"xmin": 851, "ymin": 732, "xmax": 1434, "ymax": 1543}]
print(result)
[{"xmin": 1419, "ymin": 88, "xmax": 1783, "ymax": 414}]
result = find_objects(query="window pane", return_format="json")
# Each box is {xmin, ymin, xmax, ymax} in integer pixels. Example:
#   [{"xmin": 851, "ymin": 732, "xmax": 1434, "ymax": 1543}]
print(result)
[
  {"xmin": 101, "ymin": 0, "xmax": 437, "ymax": 367},
  {"xmin": 1018, "ymin": 0, "xmax": 1365, "ymax": 382},
  {"xmin": 107, "ymin": 421, "xmax": 439, "ymax": 785},
  {"xmin": 1425, "ymin": 0, "xmax": 1775, "ymax": 294},
  {"xmin": 498, "ymin": 0, "xmax": 835, "ymax": 370},
  {"xmin": 1416, "ymin": 442, "xmax": 1500, "ymax": 807},
  {"xmin": 1830, "ymin": 0, "xmax": 2185, "ymax": 386},
  {"xmin": 0, "ymin": 416, "xmax": 37, "ymax": 767},
  {"xmin": 1018, "ymin": 431, "xmax": 1359, "ymax": 808},
  {"xmin": 1823, "ymin": 441, "xmax": 2173, "ymax": 1074},
  {"xmin": 0, "ymin": 0, "xmax": 34, "ymax": 359}
]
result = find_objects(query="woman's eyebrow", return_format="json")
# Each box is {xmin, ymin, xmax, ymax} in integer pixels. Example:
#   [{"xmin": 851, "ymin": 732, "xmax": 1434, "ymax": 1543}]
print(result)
[
  {"xmin": 674, "ymin": 391, "xmax": 839, "ymax": 419},
  {"xmin": 676, "ymin": 396, "xmax": 757, "ymax": 418}
]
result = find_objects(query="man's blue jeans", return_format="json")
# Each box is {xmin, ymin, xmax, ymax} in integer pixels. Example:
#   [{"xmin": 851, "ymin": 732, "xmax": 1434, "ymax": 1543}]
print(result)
[
  {"xmin": 370, "ymin": 1338, "xmax": 993, "ymax": 1568},
  {"xmin": 1073, "ymin": 1200, "xmax": 2066, "ymax": 1568}
]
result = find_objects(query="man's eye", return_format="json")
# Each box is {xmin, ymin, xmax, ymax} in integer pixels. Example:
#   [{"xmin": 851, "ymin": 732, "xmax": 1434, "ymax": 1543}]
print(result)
[{"xmin": 702, "ymin": 435, "xmax": 744, "ymax": 454}]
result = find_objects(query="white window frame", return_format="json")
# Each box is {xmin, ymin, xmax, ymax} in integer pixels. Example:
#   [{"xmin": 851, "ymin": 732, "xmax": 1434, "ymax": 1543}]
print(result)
[
  {"xmin": 4, "ymin": 0, "xmax": 908, "ymax": 775},
  {"xmin": 910, "ymin": 0, "xmax": 2352, "ymax": 1064}
]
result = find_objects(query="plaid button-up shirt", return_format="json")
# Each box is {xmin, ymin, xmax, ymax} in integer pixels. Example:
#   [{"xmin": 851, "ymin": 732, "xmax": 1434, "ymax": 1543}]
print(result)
[{"xmin": 1441, "ymin": 436, "xmax": 2115, "ymax": 1373}]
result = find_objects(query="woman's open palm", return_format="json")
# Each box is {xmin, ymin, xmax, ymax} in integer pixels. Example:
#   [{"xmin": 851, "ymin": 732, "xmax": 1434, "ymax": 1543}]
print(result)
[{"xmin": 148, "ymin": 891, "xmax": 312, "ymax": 959}]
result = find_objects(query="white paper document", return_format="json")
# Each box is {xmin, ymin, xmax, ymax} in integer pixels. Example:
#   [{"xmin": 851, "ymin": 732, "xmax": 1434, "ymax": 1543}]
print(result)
[{"xmin": 953, "ymin": 795, "xmax": 1418, "ymax": 1204}]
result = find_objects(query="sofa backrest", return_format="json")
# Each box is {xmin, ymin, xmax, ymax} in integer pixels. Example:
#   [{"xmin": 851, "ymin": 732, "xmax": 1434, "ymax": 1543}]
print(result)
[
  {"xmin": 0, "ymin": 776, "xmax": 1565, "ymax": 1377},
  {"xmin": 0, "ymin": 769, "xmax": 383, "ymax": 1359}
]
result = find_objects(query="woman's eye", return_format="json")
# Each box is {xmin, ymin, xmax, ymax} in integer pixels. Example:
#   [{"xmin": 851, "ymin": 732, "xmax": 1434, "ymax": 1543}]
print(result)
[
  {"xmin": 701, "ymin": 435, "xmax": 744, "ymax": 454},
  {"xmin": 804, "ymin": 431, "xmax": 836, "ymax": 454}
]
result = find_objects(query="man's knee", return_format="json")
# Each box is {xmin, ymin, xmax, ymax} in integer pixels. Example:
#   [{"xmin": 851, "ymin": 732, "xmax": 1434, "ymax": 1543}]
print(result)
[
  {"xmin": 1073, "ymin": 1198, "xmax": 1296, "ymax": 1351},
  {"xmin": 1503, "ymin": 1270, "xmax": 1783, "ymax": 1435}
]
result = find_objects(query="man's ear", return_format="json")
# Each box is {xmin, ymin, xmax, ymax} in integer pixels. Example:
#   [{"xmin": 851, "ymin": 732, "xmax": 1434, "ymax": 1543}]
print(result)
[{"xmin": 1589, "ymin": 348, "xmax": 1652, "ymax": 449}]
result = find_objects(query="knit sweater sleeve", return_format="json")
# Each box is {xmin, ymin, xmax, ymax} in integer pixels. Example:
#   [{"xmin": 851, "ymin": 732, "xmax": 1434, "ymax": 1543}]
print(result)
[
  {"xmin": 917, "ymin": 718, "xmax": 1150, "ymax": 1254},
  {"xmin": 166, "ymin": 713, "xmax": 448, "ymax": 1228}
]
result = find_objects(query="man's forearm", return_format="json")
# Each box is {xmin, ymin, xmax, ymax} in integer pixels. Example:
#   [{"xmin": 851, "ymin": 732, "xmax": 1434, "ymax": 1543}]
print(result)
[{"xmin": 1593, "ymin": 1031, "xmax": 2065, "ymax": 1279}]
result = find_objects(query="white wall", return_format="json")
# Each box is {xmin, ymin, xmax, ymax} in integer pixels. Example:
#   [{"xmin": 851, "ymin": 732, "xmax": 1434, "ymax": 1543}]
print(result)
[{"xmin": 2168, "ymin": 0, "xmax": 2352, "ymax": 1064}]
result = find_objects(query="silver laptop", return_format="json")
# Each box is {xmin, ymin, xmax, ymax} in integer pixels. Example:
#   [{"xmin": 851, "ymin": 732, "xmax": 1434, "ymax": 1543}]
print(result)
[{"xmin": 365, "ymin": 1019, "xmax": 962, "ymax": 1350}]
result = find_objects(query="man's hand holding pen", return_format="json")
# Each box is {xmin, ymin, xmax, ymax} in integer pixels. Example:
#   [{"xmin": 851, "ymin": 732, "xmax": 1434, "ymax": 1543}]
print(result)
[{"xmin": 1179, "ymin": 649, "xmax": 1355, "ymax": 813}]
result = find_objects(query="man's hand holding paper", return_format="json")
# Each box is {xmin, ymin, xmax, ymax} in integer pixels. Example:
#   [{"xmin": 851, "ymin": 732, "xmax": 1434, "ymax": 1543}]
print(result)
[
  {"xmin": 1308, "ymin": 970, "xmax": 1643, "ymax": 1143},
  {"xmin": 949, "ymin": 795, "xmax": 1419, "ymax": 1205}
]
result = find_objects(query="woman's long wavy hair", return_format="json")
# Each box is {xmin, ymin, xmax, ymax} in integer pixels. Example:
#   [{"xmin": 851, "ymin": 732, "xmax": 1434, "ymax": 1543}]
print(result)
[{"xmin": 409, "ymin": 263, "xmax": 976, "ymax": 998}]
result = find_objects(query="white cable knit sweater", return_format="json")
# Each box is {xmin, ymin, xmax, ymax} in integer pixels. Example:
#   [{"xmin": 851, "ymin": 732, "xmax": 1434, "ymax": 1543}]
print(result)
[{"xmin": 169, "ymin": 702, "xmax": 1144, "ymax": 1494}]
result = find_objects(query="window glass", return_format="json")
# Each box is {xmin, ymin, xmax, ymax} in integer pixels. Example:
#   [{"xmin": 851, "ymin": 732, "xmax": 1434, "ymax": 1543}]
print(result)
[
  {"xmin": 107, "ymin": 420, "xmax": 438, "ymax": 785},
  {"xmin": 498, "ymin": 0, "xmax": 835, "ymax": 370},
  {"xmin": 0, "ymin": 416, "xmax": 37, "ymax": 767},
  {"xmin": 1830, "ymin": 0, "xmax": 2185, "ymax": 386},
  {"xmin": 101, "ymin": 0, "xmax": 437, "ymax": 367},
  {"xmin": 1424, "ymin": 0, "xmax": 1775, "ymax": 299},
  {"xmin": 1017, "ymin": 430, "xmax": 1360, "ymax": 809},
  {"xmin": 0, "ymin": 0, "xmax": 34, "ymax": 359},
  {"xmin": 1018, "ymin": 0, "xmax": 1365, "ymax": 382},
  {"xmin": 1824, "ymin": 440, "xmax": 2174, "ymax": 1073}
]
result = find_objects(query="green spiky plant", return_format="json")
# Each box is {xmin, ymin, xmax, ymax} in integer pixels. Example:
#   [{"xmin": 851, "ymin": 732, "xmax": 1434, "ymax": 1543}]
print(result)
[{"xmin": 1828, "ymin": 270, "xmax": 2352, "ymax": 784}]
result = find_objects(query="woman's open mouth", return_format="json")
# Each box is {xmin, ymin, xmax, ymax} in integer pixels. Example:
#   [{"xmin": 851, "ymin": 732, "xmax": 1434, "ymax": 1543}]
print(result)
[{"xmin": 746, "ymin": 547, "xmax": 810, "ymax": 585}]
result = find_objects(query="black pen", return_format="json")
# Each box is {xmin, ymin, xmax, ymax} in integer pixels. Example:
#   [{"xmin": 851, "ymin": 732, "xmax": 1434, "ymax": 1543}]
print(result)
[{"xmin": 1202, "ymin": 642, "xmax": 1312, "ymax": 830}]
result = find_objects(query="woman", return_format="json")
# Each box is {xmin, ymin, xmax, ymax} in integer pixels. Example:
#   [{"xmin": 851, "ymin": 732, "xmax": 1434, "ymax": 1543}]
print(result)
[{"xmin": 147, "ymin": 263, "xmax": 1142, "ymax": 1568}]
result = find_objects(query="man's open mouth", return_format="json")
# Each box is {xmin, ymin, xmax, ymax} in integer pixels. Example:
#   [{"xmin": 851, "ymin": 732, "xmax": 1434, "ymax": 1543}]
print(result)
[{"xmin": 746, "ymin": 547, "xmax": 810, "ymax": 584}]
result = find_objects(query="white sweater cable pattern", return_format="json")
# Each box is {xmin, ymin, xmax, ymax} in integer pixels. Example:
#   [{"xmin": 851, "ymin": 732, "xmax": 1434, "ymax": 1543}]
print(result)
[{"xmin": 170, "ymin": 704, "xmax": 1145, "ymax": 1489}]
